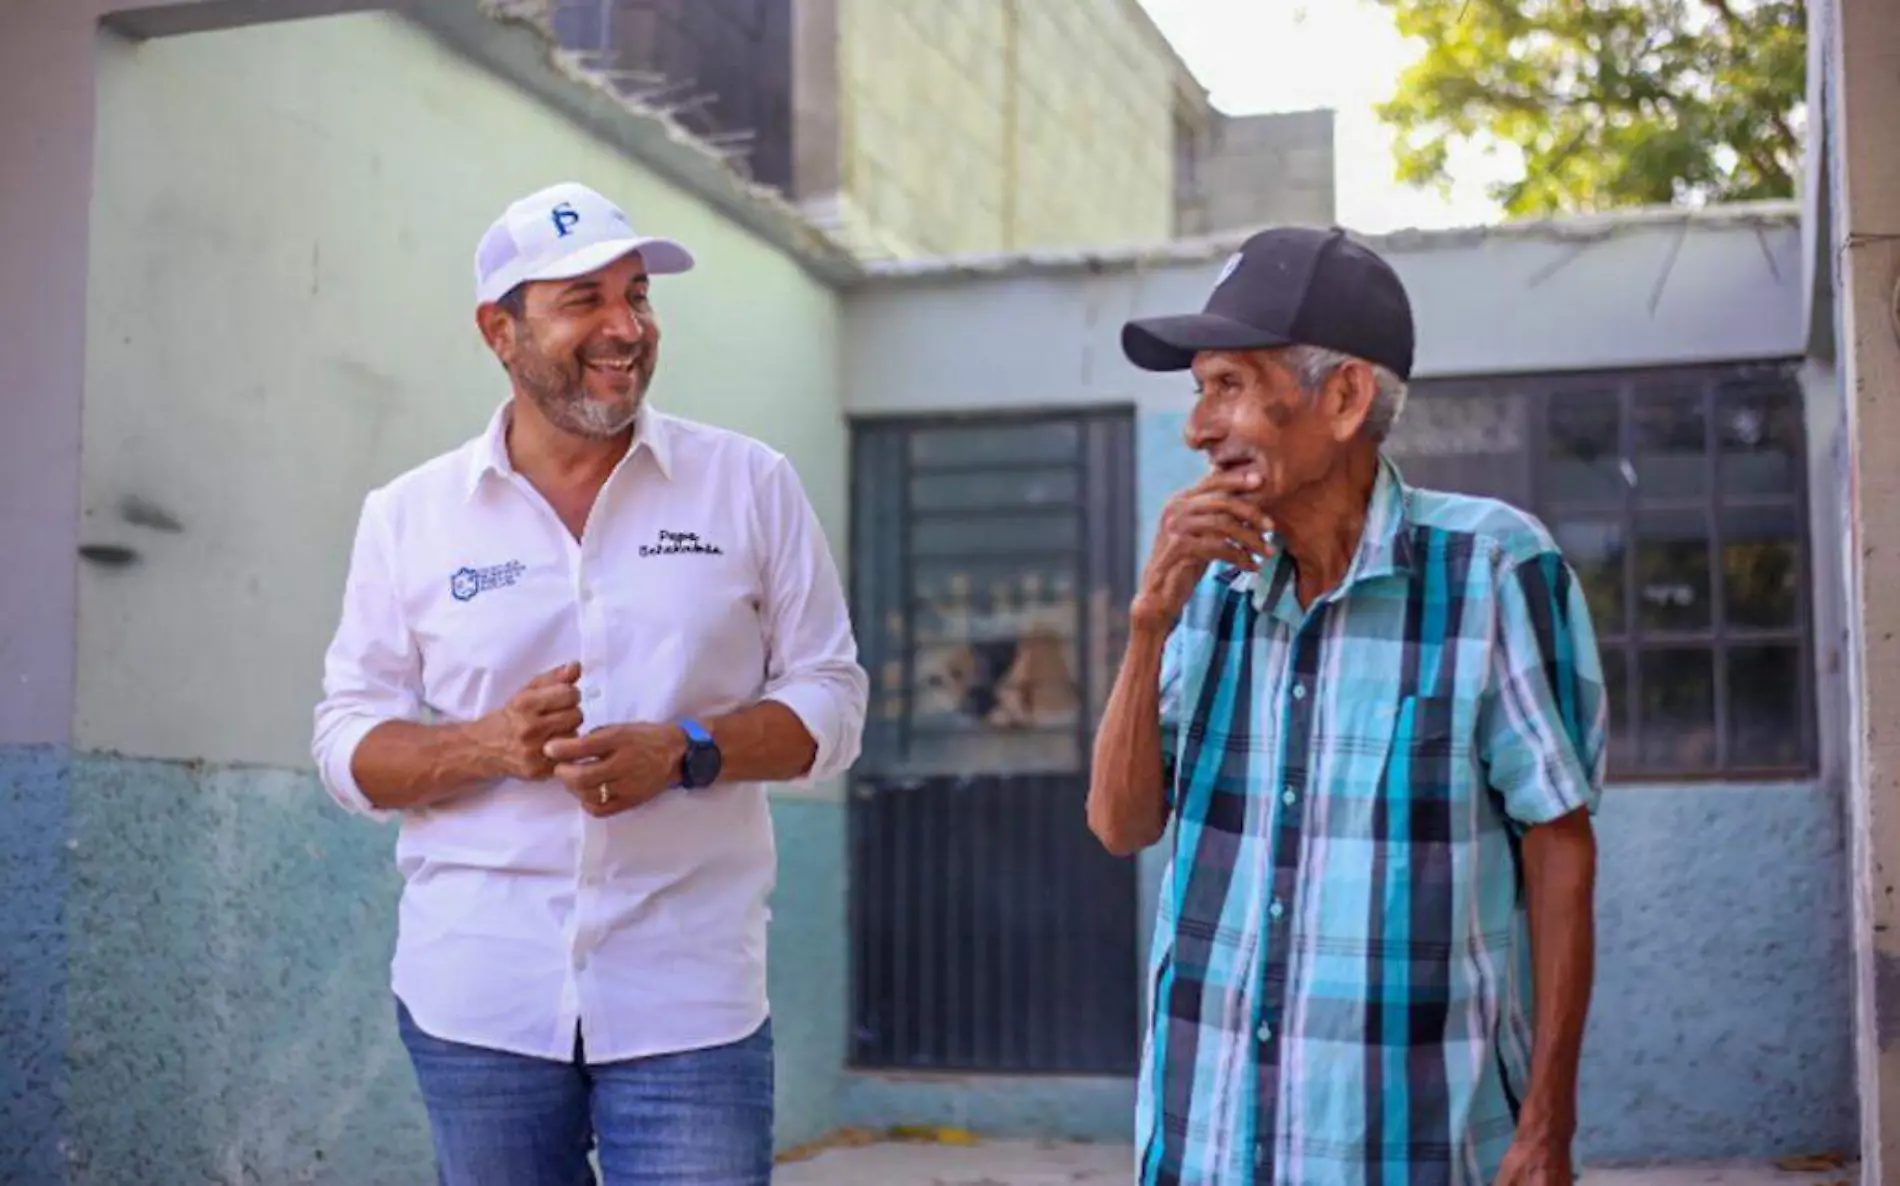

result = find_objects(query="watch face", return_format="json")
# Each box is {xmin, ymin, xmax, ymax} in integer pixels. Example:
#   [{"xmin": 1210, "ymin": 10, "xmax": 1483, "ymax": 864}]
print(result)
[{"xmin": 685, "ymin": 744, "xmax": 722, "ymax": 788}]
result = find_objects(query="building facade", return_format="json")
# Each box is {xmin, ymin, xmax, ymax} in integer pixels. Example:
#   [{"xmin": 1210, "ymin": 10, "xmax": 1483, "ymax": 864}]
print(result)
[
  {"xmin": 1806, "ymin": 0, "xmax": 1900, "ymax": 1176},
  {"xmin": 7, "ymin": 0, "xmax": 1898, "ymax": 1180},
  {"xmin": 550, "ymin": 0, "xmax": 1338, "ymax": 258},
  {"xmin": 840, "ymin": 206, "xmax": 1859, "ymax": 1160},
  {"xmin": 0, "ymin": 3, "xmax": 860, "ymax": 1180}
]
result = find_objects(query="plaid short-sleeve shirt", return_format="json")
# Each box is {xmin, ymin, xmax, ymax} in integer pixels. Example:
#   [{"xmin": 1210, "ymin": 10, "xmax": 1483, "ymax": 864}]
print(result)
[{"xmin": 1139, "ymin": 459, "xmax": 1607, "ymax": 1186}]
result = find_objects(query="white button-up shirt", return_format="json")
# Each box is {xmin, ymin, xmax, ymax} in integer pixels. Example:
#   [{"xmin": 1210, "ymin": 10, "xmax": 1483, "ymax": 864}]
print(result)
[{"xmin": 311, "ymin": 402, "xmax": 866, "ymax": 1063}]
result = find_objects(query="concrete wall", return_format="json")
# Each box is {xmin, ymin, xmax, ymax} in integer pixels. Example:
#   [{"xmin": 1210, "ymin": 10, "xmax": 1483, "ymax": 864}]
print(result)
[
  {"xmin": 844, "ymin": 205, "xmax": 1812, "ymax": 414},
  {"xmin": 1814, "ymin": 0, "xmax": 1900, "ymax": 1173},
  {"xmin": 1177, "ymin": 108, "xmax": 1337, "ymax": 236},
  {"xmin": 839, "ymin": 205, "xmax": 1857, "ymax": 1161},
  {"xmin": 0, "ymin": 2, "xmax": 98, "ymax": 1178},
  {"xmin": 811, "ymin": 0, "xmax": 1185, "ymax": 258},
  {"xmin": 2, "ymin": 5, "xmax": 853, "ymax": 1180}
]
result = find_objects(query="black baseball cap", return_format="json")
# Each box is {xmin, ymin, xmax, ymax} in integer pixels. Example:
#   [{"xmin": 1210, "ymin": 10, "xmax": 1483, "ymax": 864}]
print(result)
[{"xmin": 1121, "ymin": 226, "xmax": 1415, "ymax": 379}]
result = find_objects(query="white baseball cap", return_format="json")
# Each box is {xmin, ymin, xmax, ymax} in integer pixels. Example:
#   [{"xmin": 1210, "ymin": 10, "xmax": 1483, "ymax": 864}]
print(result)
[{"xmin": 472, "ymin": 181, "xmax": 694, "ymax": 305}]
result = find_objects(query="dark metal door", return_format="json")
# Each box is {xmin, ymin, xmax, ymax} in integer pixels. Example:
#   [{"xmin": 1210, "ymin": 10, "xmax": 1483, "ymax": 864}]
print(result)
[{"xmin": 847, "ymin": 410, "xmax": 1139, "ymax": 1074}]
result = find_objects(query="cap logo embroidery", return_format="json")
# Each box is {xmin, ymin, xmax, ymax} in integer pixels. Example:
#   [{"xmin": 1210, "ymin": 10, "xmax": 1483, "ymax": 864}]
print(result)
[
  {"xmin": 1214, "ymin": 251, "xmax": 1243, "ymax": 291},
  {"xmin": 550, "ymin": 202, "xmax": 581, "ymax": 238}
]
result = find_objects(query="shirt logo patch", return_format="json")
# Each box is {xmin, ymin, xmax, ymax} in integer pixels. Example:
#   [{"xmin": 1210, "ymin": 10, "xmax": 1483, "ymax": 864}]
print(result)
[
  {"xmin": 638, "ymin": 529, "xmax": 725, "ymax": 558},
  {"xmin": 450, "ymin": 560, "xmax": 527, "ymax": 602}
]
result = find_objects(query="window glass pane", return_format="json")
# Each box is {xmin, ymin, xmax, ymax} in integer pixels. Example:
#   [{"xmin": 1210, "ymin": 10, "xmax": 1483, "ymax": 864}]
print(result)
[
  {"xmin": 1385, "ymin": 389, "xmax": 1532, "ymax": 507},
  {"xmin": 911, "ymin": 511, "xmax": 1079, "ymax": 556},
  {"xmin": 911, "ymin": 468, "xmax": 1078, "ymax": 513},
  {"xmin": 908, "ymin": 563, "xmax": 1082, "ymax": 775},
  {"xmin": 1545, "ymin": 390, "xmax": 1624, "ymax": 505},
  {"xmin": 909, "ymin": 422, "xmax": 1079, "ymax": 468},
  {"xmin": 912, "ymin": 565, "xmax": 1076, "ymax": 643},
  {"xmin": 1719, "ymin": 378, "xmax": 1801, "ymax": 497},
  {"xmin": 1636, "ymin": 510, "xmax": 1711, "ymax": 631},
  {"xmin": 1639, "ymin": 648, "xmax": 1716, "ymax": 772},
  {"xmin": 1723, "ymin": 505, "xmax": 1801, "ymax": 630},
  {"xmin": 1602, "ymin": 649, "xmax": 1635, "ymax": 778},
  {"xmin": 1632, "ymin": 384, "xmax": 1708, "ymax": 501},
  {"xmin": 1727, "ymin": 646, "xmax": 1805, "ymax": 769},
  {"xmin": 1552, "ymin": 518, "xmax": 1627, "ymax": 637}
]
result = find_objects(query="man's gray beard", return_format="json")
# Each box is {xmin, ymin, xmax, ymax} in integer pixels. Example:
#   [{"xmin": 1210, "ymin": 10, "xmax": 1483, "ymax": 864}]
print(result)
[{"xmin": 513, "ymin": 345, "xmax": 651, "ymax": 441}]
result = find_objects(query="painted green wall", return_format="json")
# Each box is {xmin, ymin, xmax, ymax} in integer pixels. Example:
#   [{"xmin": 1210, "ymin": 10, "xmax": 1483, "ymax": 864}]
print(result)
[
  {"xmin": 79, "ymin": 13, "xmax": 849, "ymax": 768},
  {"xmin": 45, "ymin": 12, "xmax": 852, "ymax": 1179}
]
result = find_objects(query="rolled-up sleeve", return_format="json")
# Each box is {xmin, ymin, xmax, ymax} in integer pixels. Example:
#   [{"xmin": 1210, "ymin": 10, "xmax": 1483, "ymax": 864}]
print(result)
[
  {"xmin": 311, "ymin": 489, "xmax": 421, "ymax": 821},
  {"xmin": 750, "ymin": 454, "xmax": 868, "ymax": 784},
  {"xmin": 1479, "ymin": 550, "xmax": 1609, "ymax": 828}
]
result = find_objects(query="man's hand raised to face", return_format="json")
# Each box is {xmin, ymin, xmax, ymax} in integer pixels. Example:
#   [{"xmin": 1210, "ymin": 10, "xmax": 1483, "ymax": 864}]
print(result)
[
  {"xmin": 544, "ymin": 724, "xmax": 686, "ymax": 819},
  {"xmin": 1130, "ymin": 469, "xmax": 1272, "ymax": 635},
  {"xmin": 467, "ymin": 661, "xmax": 585, "ymax": 780}
]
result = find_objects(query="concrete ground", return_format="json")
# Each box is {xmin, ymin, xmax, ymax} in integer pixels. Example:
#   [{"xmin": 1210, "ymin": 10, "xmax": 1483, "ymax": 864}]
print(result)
[{"xmin": 773, "ymin": 1140, "xmax": 1858, "ymax": 1185}]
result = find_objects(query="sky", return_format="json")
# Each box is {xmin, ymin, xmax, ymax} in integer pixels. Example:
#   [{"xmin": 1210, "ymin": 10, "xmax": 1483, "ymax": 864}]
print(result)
[{"xmin": 1133, "ymin": 0, "xmax": 1516, "ymax": 233}]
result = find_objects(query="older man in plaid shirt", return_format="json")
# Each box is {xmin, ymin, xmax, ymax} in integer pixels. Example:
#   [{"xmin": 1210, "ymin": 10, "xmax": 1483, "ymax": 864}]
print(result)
[{"xmin": 1091, "ymin": 226, "xmax": 1605, "ymax": 1186}]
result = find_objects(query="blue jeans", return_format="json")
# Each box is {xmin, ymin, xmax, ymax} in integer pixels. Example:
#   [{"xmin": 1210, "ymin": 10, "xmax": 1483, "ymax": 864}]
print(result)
[{"xmin": 396, "ymin": 999, "xmax": 774, "ymax": 1186}]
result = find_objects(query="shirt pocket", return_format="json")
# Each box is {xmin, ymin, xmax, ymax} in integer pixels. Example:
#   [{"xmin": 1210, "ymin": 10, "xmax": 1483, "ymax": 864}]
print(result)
[
  {"xmin": 409, "ymin": 559, "xmax": 572, "ymax": 717},
  {"xmin": 1384, "ymin": 692, "xmax": 1466, "ymax": 801}
]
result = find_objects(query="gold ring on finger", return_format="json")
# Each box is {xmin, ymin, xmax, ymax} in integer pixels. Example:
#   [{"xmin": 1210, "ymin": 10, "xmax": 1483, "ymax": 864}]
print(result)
[{"xmin": 598, "ymin": 783, "xmax": 612, "ymax": 806}]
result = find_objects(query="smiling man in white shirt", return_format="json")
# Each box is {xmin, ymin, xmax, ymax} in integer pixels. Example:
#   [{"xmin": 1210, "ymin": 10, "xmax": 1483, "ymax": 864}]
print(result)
[{"xmin": 311, "ymin": 181, "xmax": 867, "ymax": 1186}]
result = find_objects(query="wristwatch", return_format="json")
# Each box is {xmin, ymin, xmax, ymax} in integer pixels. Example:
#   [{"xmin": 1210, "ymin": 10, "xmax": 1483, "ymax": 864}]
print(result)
[{"xmin": 678, "ymin": 718, "xmax": 722, "ymax": 789}]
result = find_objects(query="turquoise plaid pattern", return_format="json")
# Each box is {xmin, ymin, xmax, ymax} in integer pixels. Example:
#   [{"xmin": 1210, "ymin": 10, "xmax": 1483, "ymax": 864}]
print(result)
[{"xmin": 1138, "ymin": 459, "xmax": 1607, "ymax": 1186}]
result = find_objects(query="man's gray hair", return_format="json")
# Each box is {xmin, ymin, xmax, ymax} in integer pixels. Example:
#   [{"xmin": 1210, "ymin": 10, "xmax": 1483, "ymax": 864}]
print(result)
[{"xmin": 1285, "ymin": 345, "xmax": 1409, "ymax": 443}]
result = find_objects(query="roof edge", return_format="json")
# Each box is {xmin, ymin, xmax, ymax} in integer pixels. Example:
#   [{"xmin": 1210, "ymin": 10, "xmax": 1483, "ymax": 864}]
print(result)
[
  {"xmin": 403, "ymin": 0, "xmax": 865, "ymax": 288},
  {"xmin": 1114, "ymin": 0, "xmax": 1210, "ymax": 114},
  {"xmin": 855, "ymin": 199, "xmax": 1805, "ymax": 287}
]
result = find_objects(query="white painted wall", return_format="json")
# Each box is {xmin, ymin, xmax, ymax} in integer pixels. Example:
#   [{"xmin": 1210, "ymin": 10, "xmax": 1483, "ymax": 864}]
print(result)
[
  {"xmin": 75, "ymin": 13, "xmax": 847, "ymax": 768},
  {"xmin": 843, "ymin": 207, "xmax": 1806, "ymax": 416},
  {"xmin": 0, "ymin": 0, "xmax": 105, "ymax": 744}
]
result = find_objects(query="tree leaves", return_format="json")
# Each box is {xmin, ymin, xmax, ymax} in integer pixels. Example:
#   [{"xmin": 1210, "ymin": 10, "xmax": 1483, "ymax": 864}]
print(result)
[{"xmin": 1371, "ymin": 0, "xmax": 1806, "ymax": 216}]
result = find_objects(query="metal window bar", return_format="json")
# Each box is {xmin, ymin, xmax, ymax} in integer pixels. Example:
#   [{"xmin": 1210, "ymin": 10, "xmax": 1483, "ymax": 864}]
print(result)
[
  {"xmin": 847, "ymin": 409, "xmax": 1139, "ymax": 1075},
  {"xmin": 1413, "ymin": 360, "xmax": 1815, "ymax": 782}
]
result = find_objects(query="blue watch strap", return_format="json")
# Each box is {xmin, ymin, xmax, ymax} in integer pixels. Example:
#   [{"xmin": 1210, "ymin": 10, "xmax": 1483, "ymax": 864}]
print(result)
[{"xmin": 680, "ymin": 718, "xmax": 712, "ymax": 745}]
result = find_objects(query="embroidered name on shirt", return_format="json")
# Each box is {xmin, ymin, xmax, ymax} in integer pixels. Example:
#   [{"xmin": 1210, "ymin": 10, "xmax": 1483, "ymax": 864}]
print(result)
[
  {"xmin": 639, "ymin": 529, "xmax": 724, "ymax": 557},
  {"xmin": 450, "ymin": 560, "xmax": 526, "ymax": 602}
]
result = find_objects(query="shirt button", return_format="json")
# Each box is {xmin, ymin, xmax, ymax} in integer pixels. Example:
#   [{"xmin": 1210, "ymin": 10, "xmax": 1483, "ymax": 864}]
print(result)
[
  {"xmin": 1257, "ymin": 1022, "xmax": 1272, "ymax": 1041},
  {"xmin": 1282, "ymin": 790, "xmax": 1296, "ymax": 806},
  {"xmin": 1269, "ymin": 899, "xmax": 1284, "ymax": 919},
  {"xmin": 1292, "ymin": 683, "xmax": 1306, "ymax": 700}
]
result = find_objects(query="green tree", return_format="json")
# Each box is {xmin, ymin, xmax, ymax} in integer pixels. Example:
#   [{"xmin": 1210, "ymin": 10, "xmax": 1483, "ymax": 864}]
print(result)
[{"xmin": 1371, "ymin": 0, "xmax": 1806, "ymax": 217}]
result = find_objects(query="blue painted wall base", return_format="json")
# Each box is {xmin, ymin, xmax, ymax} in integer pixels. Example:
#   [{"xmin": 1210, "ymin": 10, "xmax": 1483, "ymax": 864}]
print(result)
[
  {"xmin": 2, "ymin": 736, "xmax": 1856, "ymax": 1172},
  {"xmin": 0, "ymin": 750, "xmax": 850, "ymax": 1184},
  {"xmin": 1, "ymin": 744, "xmax": 72, "ymax": 1184},
  {"xmin": 764, "ymin": 796, "xmax": 849, "ymax": 1149},
  {"xmin": 62, "ymin": 754, "xmax": 430, "ymax": 1184},
  {"xmin": 1581, "ymin": 781, "xmax": 1855, "ymax": 1160}
]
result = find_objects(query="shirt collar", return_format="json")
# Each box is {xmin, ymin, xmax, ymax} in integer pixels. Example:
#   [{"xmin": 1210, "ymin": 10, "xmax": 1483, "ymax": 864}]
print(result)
[
  {"xmin": 464, "ymin": 399, "xmax": 673, "ymax": 500},
  {"xmin": 1249, "ymin": 454, "xmax": 1415, "ymax": 615}
]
